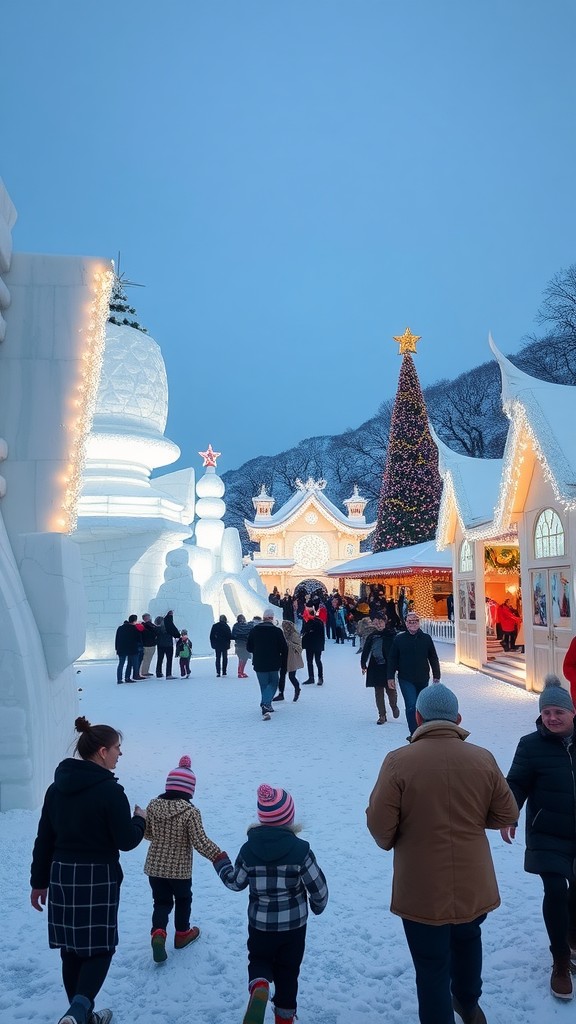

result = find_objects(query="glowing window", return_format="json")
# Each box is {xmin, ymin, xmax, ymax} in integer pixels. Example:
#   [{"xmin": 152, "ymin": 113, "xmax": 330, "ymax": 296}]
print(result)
[
  {"xmin": 534, "ymin": 509, "xmax": 565, "ymax": 559},
  {"xmin": 459, "ymin": 540, "xmax": 474, "ymax": 574}
]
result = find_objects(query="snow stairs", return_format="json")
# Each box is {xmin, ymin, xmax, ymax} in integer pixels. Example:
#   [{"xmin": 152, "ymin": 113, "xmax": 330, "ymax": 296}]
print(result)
[{"xmin": 481, "ymin": 640, "xmax": 526, "ymax": 687}]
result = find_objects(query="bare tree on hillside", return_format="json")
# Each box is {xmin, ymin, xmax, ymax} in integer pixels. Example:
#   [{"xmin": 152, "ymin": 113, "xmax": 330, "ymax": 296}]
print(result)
[
  {"xmin": 514, "ymin": 264, "xmax": 576, "ymax": 384},
  {"xmin": 430, "ymin": 364, "xmax": 507, "ymax": 458}
]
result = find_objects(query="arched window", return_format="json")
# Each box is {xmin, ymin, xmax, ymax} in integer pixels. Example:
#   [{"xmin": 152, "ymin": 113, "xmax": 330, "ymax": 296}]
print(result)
[
  {"xmin": 534, "ymin": 509, "xmax": 565, "ymax": 559},
  {"xmin": 459, "ymin": 539, "xmax": 474, "ymax": 573}
]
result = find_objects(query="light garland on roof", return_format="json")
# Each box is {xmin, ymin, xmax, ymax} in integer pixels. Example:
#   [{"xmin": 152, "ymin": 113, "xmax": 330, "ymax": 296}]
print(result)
[
  {"xmin": 58, "ymin": 265, "xmax": 113, "ymax": 533},
  {"xmin": 436, "ymin": 395, "xmax": 576, "ymax": 551}
]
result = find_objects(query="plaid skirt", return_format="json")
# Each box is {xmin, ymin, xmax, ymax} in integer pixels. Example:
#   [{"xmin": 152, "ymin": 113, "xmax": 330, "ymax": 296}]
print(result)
[{"xmin": 48, "ymin": 861, "xmax": 120, "ymax": 955}]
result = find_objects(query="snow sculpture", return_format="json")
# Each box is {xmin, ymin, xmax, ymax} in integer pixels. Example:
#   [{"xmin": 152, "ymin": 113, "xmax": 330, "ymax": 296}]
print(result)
[
  {"xmin": 152, "ymin": 447, "xmax": 270, "ymax": 654},
  {"xmin": 0, "ymin": 178, "xmax": 112, "ymax": 809},
  {"xmin": 73, "ymin": 292, "xmax": 195, "ymax": 659}
]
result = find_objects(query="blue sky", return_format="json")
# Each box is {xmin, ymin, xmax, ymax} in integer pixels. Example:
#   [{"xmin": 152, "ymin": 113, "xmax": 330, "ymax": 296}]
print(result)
[{"xmin": 2, "ymin": 1, "xmax": 575, "ymax": 473}]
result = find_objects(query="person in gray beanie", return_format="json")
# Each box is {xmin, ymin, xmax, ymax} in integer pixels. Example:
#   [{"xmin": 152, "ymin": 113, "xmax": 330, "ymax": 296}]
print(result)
[
  {"xmin": 502, "ymin": 673, "xmax": 576, "ymax": 1001},
  {"xmin": 367, "ymin": 683, "xmax": 517, "ymax": 1024}
]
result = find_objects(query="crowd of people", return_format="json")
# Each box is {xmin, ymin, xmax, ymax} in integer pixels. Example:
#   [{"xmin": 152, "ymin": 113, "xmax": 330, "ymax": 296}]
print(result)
[{"xmin": 30, "ymin": 668, "xmax": 576, "ymax": 1024}]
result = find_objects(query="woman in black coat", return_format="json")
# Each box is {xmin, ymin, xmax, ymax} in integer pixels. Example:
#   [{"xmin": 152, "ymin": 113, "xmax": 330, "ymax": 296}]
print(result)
[
  {"xmin": 30, "ymin": 717, "xmax": 146, "ymax": 1024},
  {"xmin": 360, "ymin": 612, "xmax": 400, "ymax": 725},
  {"xmin": 502, "ymin": 676, "xmax": 576, "ymax": 1000},
  {"xmin": 301, "ymin": 607, "xmax": 325, "ymax": 685}
]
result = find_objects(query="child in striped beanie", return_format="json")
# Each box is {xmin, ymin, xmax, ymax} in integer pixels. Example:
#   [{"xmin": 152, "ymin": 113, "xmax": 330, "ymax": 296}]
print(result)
[
  {"xmin": 144, "ymin": 755, "xmax": 223, "ymax": 963},
  {"xmin": 213, "ymin": 784, "xmax": 328, "ymax": 1024}
]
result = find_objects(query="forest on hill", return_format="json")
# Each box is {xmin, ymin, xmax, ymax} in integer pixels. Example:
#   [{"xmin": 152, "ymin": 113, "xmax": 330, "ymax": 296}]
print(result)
[{"xmin": 221, "ymin": 265, "xmax": 576, "ymax": 551}]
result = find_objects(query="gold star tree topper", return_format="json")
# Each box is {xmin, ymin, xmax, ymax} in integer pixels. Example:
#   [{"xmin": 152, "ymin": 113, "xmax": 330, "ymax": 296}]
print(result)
[
  {"xmin": 198, "ymin": 444, "xmax": 221, "ymax": 468},
  {"xmin": 393, "ymin": 327, "xmax": 421, "ymax": 355}
]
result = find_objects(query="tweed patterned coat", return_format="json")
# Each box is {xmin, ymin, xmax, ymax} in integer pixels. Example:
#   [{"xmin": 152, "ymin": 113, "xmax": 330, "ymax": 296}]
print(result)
[{"xmin": 144, "ymin": 798, "xmax": 221, "ymax": 879}]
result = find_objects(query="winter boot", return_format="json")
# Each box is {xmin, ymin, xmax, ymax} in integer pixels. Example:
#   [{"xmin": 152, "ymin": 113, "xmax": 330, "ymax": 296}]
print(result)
[
  {"xmin": 90, "ymin": 1012, "xmax": 113, "ymax": 1024},
  {"xmin": 274, "ymin": 1009, "xmax": 296, "ymax": 1023},
  {"xmin": 377, "ymin": 715, "xmax": 387, "ymax": 725},
  {"xmin": 151, "ymin": 927, "xmax": 167, "ymax": 963},
  {"xmin": 452, "ymin": 995, "xmax": 487, "ymax": 1023},
  {"xmin": 174, "ymin": 926, "xmax": 200, "ymax": 948},
  {"xmin": 58, "ymin": 995, "xmax": 92, "ymax": 1024},
  {"xmin": 551, "ymin": 955, "xmax": 574, "ymax": 999},
  {"xmin": 242, "ymin": 979, "xmax": 270, "ymax": 1024}
]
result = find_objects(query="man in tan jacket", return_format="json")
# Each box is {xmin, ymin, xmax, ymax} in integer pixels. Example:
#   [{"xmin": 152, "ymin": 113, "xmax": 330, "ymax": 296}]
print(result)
[{"xmin": 366, "ymin": 684, "xmax": 518, "ymax": 1024}]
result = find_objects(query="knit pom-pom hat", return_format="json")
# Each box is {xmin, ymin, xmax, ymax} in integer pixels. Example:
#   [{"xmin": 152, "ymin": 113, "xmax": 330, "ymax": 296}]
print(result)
[
  {"xmin": 166, "ymin": 755, "xmax": 196, "ymax": 797},
  {"xmin": 539, "ymin": 674, "xmax": 575, "ymax": 713},
  {"xmin": 257, "ymin": 783, "xmax": 295, "ymax": 826}
]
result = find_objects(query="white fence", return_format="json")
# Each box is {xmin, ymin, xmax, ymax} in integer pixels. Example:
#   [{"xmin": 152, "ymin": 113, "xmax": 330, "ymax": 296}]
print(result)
[{"xmin": 419, "ymin": 618, "xmax": 455, "ymax": 645}]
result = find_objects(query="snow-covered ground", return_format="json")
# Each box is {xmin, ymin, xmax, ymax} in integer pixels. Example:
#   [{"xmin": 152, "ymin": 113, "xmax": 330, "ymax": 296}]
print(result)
[{"xmin": 1, "ymin": 643, "xmax": 571, "ymax": 1023}]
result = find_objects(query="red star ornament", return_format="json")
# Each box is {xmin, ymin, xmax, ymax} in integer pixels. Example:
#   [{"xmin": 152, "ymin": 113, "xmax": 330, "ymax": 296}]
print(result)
[{"xmin": 198, "ymin": 444, "xmax": 221, "ymax": 468}]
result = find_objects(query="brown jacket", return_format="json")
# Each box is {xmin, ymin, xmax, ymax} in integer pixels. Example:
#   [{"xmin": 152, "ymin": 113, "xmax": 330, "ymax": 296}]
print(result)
[
  {"xmin": 366, "ymin": 721, "xmax": 518, "ymax": 925},
  {"xmin": 282, "ymin": 620, "xmax": 304, "ymax": 672},
  {"xmin": 144, "ymin": 798, "xmax": 221, "ymax": 880}
]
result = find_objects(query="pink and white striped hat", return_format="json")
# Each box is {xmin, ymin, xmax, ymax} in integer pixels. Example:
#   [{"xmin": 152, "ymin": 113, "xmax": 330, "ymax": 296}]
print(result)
[
  {"xmin": 166, "ymin": 755, "xmax": 196, "ymax": 797},
  {"xmin": 257, "ymin": 783, "xmax": 295, "ymax": 826}
]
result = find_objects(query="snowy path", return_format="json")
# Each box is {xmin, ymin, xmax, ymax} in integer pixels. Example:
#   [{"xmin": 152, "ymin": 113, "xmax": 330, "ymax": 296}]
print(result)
[{"xmin": 1, "ymin": 643, "xmax": 570, "ymax": 1023}]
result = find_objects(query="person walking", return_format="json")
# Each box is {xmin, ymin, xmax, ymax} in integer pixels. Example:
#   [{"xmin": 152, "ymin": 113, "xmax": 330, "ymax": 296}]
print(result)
[
  {"xmin": 30, "ymin": 717, "xmax": 146, "ymax": 1024},
  {"xmin": 360, "ymin": 612, "xmax": 400, "ymax": 724},
  {"xmin": 154, "ymin": 615, "xmax": 176, "ymax": 680},
  {"xmin": 139, "ymin": 613, "xmax": 158, "ymax": 677},
  {"xmin": 114, "ymin": 614, "xmax": 142, "ymax": 684},
  {"xmin": 209, "ymin": 614, "xmax": 232, "ymax": 677},
  {"xmin": 301, "ymin": 607, "xmax": 325, "ymax": 686},
  {"xmin": 144, "ymin": 755, "xmax": 222, "ymax": 964},
  {"xmin": 232, "ymin": 614, "xmax": 253, "ymax": 678},
  {"xmin": 501, "ymin": 674, "xmax": 576, "ymax": 1001},
  {"xmin": 175, "ymin": 630, "xmax": 192, "ymax": 677},
  {"xmin": 213, "ymin": 784, "xmax": 328, "ymax": 1024},
  {"xmin": 367, "ymin": 684, "xmax": 518, "ymax": 1024},
  {"xmin": 387, "ymin": 611, "xmax": 441, "ymax": 737},
  {"xmin": 333, "ymin": 604, "xmax": 347, "ymax": 644},
  {"xmin": 246, "ymin": 607, "xmax": 288, "ymax": 720},
  {"xmin": 273, "ymin": 620, "xmax": 303, "ymax": 702}
]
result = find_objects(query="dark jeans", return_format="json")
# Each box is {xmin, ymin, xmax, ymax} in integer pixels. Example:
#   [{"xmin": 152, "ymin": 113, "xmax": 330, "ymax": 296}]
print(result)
[
  {"xmin": 305, "ymin": 650, "xmax": 323, "ymax": 682},
  {"xmin": 156, "ymin": 646, "xmax": 173, "ymax": 677},
  {"xmin": 149, "ymin": 876, "xmax": 192, "ymax": 933},
  {"xmin": 247, "ymin": 924, "xmax": 306, "ymax": 1012},
  {"xmin": 334, "ymin": 627, "xmax": 346, "ymax": 643},
  {"xmin": 256, "ymin": 670, "xmax": 279, "ymax": 708},
  {"xmin": 397, "ymin": 677, "xmax": 424, "ymax": 735},
  {"xmin": 117, "ymin": 653, "xmax": 139, "ymax": 682},
  {"xmin": 179, "ymin": 657, "xmax": 191, "ymax": 676},
  {"xmin": 61, "ymin": 949, "xmax": 113, "ymax": 1006},
  {"xmin": 215, "ymin": 647, "xmax": 228, "ymax": 675},
  {"xmin": 403, "ymin": 914, "xmax": 486, "ymax": 1024},
  {"xmin": 278, "ymin": 669, "xmax": 300, "ymax": 695},
  {"xmin": 541, "ymin": 872, "xmax": 576, "ymax": 957}
]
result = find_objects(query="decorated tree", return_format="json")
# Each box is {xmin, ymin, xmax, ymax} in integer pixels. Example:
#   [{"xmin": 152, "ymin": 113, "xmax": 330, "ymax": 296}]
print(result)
[
  {"xmin": 108, "ymin": 275, "xmax": 148, "ymax": 334},
  {"xmin": 373, "ymin": 328, "xmax": 442, "ymax": 551}
]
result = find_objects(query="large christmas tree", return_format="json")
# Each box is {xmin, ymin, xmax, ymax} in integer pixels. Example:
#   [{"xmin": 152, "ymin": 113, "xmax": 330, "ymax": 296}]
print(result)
[{"xmin": 373, "ymin": 328, "xmax": 442, "ymax": 551}]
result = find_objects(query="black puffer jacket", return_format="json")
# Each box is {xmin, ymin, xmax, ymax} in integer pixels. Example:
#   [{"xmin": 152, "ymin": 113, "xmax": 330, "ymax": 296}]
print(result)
[
  {"xmin": 506, "ymin": 718, "xmax": 576, "ymax": 878},
  {"xmin": 210, "ymin": 621, "xmax": 232, "ymax": 650}
]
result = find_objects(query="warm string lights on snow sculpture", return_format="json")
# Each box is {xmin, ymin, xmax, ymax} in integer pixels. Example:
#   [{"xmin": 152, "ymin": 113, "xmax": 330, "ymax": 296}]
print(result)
[
  {"xmin": 373, "ymin": 329, "xmax": 442, "ymax": 552},
  {"xmin": 57, "ymin": 265, "xmax": 113, "ymax": 533}
]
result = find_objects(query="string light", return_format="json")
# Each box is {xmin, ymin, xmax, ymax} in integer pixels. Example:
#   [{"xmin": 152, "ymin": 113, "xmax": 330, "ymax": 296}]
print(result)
[
  {"xmin": 59, "ymin": 264, "xmax": 113, "ymax": 533},
  {"xmin": 437, "ymin": 395, "xmax": 576, "ymax": 552}
]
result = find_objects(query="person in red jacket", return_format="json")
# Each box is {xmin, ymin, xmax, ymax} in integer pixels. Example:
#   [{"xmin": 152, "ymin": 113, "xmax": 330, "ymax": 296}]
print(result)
[
  {"xmin": 563, "ymin": 636, "xmax": 576, "ymax": 706},
  {"xmin": 497, "ymin": 599, "xmax": 521, "ymax": 652}
]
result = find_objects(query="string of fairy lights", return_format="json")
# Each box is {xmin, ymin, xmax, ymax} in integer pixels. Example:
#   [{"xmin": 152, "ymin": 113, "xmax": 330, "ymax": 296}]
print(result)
[
  {"xmin": 58, "ymin": 265, "xmax": 113, "ymax": 533},
  {"xmin": 437, "ymin": 395, "xmax": 576, "ymax": 554}
]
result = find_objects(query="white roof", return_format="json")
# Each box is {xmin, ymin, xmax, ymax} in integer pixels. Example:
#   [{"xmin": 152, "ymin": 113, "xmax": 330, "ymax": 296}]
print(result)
[
  {"xmin": 246, "ymin": 486, "xmax": 375, "ymax": 535},
  {"xmin": 489, "ymin": 333, "xmax": 576, "ymax": 505},
  {"xmin": 326, "ymin": 540, "xmax": 451, "ymax": 578},
  {"xmin": 432, "ymin": 423, "xmax": 503, "ymax": 529}
]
